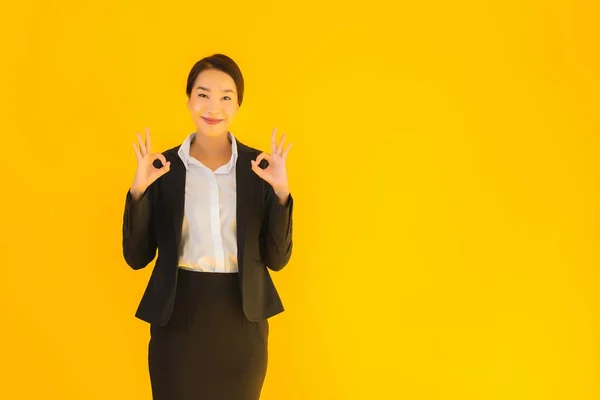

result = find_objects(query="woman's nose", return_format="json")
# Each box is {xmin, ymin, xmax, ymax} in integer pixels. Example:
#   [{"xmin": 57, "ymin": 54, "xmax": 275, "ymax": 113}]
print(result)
[{"xmin": 206, "ymin": 102, "xmax": 220, "ymax": 114}]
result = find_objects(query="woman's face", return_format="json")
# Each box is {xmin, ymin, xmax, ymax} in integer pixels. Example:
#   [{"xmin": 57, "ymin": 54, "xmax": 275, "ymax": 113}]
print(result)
[{"xmin": 186, "ymin": 68, "xmax": 240, "ymax": 137}]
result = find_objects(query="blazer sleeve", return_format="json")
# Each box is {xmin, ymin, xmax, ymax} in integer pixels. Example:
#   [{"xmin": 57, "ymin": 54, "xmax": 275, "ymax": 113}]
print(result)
[
  {"xmin": 121, "ymin": 185, "xmax": 158, "ymax": 270},
  {"xmin": 260, "ymin": 182, "xmax": 294, "ymax": 271}
]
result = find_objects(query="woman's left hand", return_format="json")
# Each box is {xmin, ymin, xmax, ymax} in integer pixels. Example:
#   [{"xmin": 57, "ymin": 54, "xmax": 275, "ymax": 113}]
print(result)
[{"xmin": 251, "ymin": 128, "xmax": 293, "ymax": 199}]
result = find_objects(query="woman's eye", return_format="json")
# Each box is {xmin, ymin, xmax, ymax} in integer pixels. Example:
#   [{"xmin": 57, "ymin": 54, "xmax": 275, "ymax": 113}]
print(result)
[
  {"xmin": 198, "ymin": 93, "xmax": 208, "ymax": 98},
  {"xmin": 223, "ymin": 96, "xmax": 231, "ymax": 101}
]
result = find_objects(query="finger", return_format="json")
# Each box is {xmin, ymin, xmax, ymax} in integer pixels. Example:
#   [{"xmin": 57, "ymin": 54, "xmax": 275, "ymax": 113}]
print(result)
[
  {"xmin": 137, "ymin": 132, "xmax": 147, "ymax": 157},
  {"xmin": 133, "ymin": 142, "xmax": 142, "ymax": 161},
  {"xmin": 151, "ymin": 152, "xmax": 168, "ymax": 168},
  {"xmin": 271, "ymin": 128, "xmax": 277, "ymax": 155},
  {"xmin": 145, "ymin": 127, "xmax": 152, "ymax": 155},
  {"xmin": 282, "ymin": 142, "xmax": 293, "ymax": 159},
  {"xmin": 251, "ymin": 160, "xmax": 268, "ymax": 180},
  {"xmin": 254, "ymin": 152, "xmax": 272, "ymax": 167},
  {"xmin": 276, "ymin": 133, "xmax": 286, "ymax": 155},
  {"xmin": 150, "ymin": 162, "xmax": 171, "ymax": 181},
  {"xmin": 158, "ymin": 162, "xmax": 171, "ymax": 176}
]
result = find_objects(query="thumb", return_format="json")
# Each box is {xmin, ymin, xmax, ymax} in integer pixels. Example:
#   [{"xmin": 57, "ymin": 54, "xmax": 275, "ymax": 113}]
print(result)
[
  {"xmin": 150, "ymin": 152, "xmax": 168, "ymax": 167},
  {"xmin": 251, "ymin": 159, "xmax": 267, "ymax": 180},
  {"xmin": 151, "ymin": 161, "xmax": 171, "ymax": 181}
]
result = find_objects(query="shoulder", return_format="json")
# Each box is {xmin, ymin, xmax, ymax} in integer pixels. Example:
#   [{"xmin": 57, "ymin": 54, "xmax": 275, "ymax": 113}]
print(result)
[
  {"xmin": 162, "ymin": 144, "xmax": 182, "ymax": 160},
  {"xmin": 236, "ymin": 139, "xmax": 272, "ymax": 170},
  {"xmin": 236, "ymin": 139, "xmax": 262, "ymax": 157}
]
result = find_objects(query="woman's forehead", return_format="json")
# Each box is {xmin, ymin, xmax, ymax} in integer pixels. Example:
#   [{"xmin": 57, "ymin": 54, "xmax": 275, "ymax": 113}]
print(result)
[{"xmin": 195, "ymin": 69, "xmax": 236, "ymax": 86}]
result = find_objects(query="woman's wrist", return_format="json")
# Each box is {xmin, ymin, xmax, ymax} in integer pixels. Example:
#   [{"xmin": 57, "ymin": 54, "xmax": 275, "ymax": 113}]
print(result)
[
  {"xmin": 130, "ymin": 186, "xmax": 146, "ymax": 201},
  {"xmin": 273, "ymin": 186, "xmax": 290, "ymax": 204}
]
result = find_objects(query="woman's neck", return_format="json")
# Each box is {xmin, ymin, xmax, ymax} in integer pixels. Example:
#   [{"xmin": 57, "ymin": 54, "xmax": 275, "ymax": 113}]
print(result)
[{"xmin": 190, "ymin": 131, "xmax": 232, "ymax": 157}]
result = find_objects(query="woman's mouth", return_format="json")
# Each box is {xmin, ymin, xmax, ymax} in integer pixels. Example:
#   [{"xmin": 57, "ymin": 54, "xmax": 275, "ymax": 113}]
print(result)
[{"xmin": 201, "ymin": 117, "xmax": 224, "ymax": 125}]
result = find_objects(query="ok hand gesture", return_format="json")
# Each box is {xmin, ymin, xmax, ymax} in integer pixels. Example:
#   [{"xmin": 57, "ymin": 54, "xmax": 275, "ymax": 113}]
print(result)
[
  {"xmin": 251, "ymin": 128, "xmax": 292, "ymax": 197},
  {"xmin": 130, "ymin": 127, "xmax": 170, "ymax": 199}
]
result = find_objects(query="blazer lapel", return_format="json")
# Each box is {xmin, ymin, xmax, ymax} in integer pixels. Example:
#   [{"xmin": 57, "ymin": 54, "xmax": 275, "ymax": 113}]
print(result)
[
  {"xmin": 235, "ymin": 141, "xmax": 256, "ymax": 275},
  {"xmin": 162, "ymin": 149, "xmax": 186, "ymax": 250}
]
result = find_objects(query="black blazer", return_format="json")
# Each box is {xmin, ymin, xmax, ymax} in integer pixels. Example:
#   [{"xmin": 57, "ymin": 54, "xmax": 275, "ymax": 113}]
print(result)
[{"xmin": 121, "ymin": 137, "xmax": 294, "ymax": 326}]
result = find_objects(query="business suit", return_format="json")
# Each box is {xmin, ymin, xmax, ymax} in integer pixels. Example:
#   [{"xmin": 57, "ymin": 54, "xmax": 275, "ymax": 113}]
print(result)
[{"xmin": 121, "ymin": 135, "xmax": 294, "ymax": 399}]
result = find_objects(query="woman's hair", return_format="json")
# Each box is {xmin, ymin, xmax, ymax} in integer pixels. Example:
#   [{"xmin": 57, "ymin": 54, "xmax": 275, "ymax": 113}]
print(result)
[{"xmin": 186, "ymin": 54, "xmax": 244, "ymax": 106}]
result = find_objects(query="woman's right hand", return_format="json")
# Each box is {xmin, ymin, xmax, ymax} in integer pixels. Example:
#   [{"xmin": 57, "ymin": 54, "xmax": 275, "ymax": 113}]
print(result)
[{"xmin": 130, "ymin": 127, "xmax": 170, "ymax": 200}]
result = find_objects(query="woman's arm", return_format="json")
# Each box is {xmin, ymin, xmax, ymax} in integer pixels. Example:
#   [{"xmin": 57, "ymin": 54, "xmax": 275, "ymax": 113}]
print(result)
[
  {"xmin": 121, "ymin": 186, "xmax": 158, "ymax": 270},
  {"xmin": 122, "ymin": 128, "xmax": 169, "ymax": 270},
  {"xmin": 260, "ymin": 183, "xmax": 294, "ymax": 271},
  {"xmin": 251, "ymin": 128, "xmax": 295, "ymax": 271}
]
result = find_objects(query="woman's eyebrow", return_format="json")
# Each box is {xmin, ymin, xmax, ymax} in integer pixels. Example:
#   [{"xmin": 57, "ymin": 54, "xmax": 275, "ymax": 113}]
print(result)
[{"xmin": 196, "ymin": 86, "xmax": 236, "ymax": 93}]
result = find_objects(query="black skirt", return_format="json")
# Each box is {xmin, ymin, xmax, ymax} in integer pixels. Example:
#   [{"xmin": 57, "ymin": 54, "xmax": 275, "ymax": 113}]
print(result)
[{"xmin": 148, "ymin": 268, "xmax": 269, "ymax": 400}]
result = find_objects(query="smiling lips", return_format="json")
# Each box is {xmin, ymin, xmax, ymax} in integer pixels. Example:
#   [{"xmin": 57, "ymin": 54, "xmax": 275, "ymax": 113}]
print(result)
[{"xmin": 201, "ymin": 117, "xmax": 223, "ymax": 125}]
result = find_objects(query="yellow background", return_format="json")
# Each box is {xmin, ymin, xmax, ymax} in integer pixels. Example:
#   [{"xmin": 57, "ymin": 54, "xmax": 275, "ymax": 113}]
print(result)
[{"xmin": 1, "ymin": 0, "xmax": 599, "ymax": 398}]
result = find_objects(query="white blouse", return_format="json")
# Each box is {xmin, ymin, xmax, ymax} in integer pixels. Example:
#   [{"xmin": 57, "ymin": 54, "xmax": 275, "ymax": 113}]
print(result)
[{"xmin": 176, "ymin": 132, "xmax": 239, "ymax": 273}]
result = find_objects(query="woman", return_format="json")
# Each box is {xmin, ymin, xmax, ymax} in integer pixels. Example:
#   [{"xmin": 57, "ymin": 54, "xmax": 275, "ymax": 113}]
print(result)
[{"xmin": 121, "ymin": 53, "xmax": 294, "ymax": 400}]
